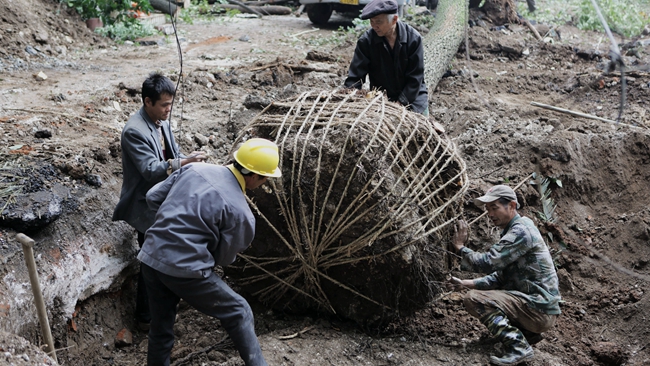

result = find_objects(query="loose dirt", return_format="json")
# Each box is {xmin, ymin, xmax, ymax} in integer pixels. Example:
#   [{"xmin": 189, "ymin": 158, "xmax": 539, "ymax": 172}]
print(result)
[{"xmin": 1, "ymin": 0, "xmax": 650, "ymax": 365}]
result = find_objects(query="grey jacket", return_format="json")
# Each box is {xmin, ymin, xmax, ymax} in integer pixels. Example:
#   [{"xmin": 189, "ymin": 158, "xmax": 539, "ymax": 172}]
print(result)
[
  {"xmin": 112, "ymin": 107, "xmax": 183, "ymax": 233},
  {"xmin": 137, "ymin": 164, "xmax": 255, "ymax": 279}
]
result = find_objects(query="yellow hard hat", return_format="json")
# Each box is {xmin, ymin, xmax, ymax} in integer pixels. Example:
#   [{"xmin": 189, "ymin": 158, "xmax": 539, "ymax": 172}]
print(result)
[{"xmin": 233, "ymin": 138, "xmax": 282, "ymax": 177}]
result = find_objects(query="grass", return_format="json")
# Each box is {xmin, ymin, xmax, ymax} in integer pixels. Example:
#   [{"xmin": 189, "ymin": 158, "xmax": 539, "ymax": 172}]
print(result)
[
  {"xmin": 95, "ymin": 20, "xmax": 156, "ymax": 42},
  {"xmin": 517, "ymin": 0, "xmax": 650, "ymax": 38}
]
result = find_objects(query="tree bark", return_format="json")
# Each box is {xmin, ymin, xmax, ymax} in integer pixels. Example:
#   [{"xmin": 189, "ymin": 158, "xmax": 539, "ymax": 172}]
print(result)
[
  {"xmin": 214, "ymin": 3, "xmax": 292, "ymax": 15},
  {"xmin": 149, "ymin": 0, "xmax": 178, "ymax": 16},
  {"xmin": 423, "ymin": 0, "xmax": 469, "ymax": 93}
]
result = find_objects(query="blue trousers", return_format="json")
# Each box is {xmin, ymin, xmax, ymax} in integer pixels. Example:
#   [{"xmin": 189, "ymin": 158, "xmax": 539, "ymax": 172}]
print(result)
[{"xmin": 141, "ymin": 264, "xmax": 267, "ymax": 366}]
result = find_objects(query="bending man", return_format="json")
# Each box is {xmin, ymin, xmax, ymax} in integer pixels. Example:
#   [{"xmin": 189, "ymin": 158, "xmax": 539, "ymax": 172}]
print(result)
[
  {"xmin": 344, "ymin": 0, "xmax": 428, "ymax": 115},
  {"xmin": 138, "ymin": 138, "xmax": 282, "ymax": 366},
  {"xmin": 449, "ymin": 185, "xmax": 561, "ymax": 365}
]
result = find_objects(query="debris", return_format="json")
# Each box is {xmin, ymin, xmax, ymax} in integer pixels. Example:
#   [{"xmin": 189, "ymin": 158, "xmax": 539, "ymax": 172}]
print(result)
[
  {"xmin": 34, "ymin": 130, "xmax": 52, "ymax": 138},
  {"xmin": 193, "ymin": 133, "xmax": 209, "ymax": 147},
  {"xmin": 33, "ymin": 71, "xmax": 47, "ymax": 81},
  {"xmin": 113, "ymin": 100, "xmax": 121, "ymax": 111},
  {"xmin": 85, "ymin": 174, "xmax": 102, "ymax": 187},
  {"xmin": 278, "ymin": 325, "xmax": 316, "ymax": 340},
  {"xmin": 530, "ymin": 102, "xmax": 645, "ymax": 131},
  {"xmin": 115, "ymin": 328, "xmax": 133, "ymax": 347},
  {"xmin": 243, "ymin": 93, "xmax": 271, "ymax": 109},
  {"xmin": 25, "ymin": 46, "xmax": 39, "ymax": 55}
]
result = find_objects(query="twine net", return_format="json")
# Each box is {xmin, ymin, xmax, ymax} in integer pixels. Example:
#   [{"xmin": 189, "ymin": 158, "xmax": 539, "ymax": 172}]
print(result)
[{"xmin": 228, "ymin": 89, "xmax": 468, "ymax": 324}]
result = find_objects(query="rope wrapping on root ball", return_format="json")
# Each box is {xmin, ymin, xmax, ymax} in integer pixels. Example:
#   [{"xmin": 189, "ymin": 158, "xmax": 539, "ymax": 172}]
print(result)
[{"xmin": 227, "ymin": 89, "xmax": 468, "ymax": 326}]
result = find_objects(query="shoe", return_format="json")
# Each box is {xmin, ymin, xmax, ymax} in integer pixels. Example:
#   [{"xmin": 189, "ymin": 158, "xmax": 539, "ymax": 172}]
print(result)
[
  {"xmin": 137, "ymin": 321, "xmax": 150, "ymax": 332},
  {"xmin": 490, "ymin": 345, "xmax": 534, "ymax": 365},
  {"xmin": 521, "ymin": 329, "xmax": 543, "ymax": 345}
]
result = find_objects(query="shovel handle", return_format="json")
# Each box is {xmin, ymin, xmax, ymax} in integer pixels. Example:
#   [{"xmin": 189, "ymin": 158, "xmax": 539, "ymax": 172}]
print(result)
[{"xmin": 17, "ymin": 233, "xmax": 58, "ymax": 364}]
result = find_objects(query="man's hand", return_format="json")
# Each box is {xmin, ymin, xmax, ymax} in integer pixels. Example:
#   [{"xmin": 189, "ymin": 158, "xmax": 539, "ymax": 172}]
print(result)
[
  {"xmin": 183, "ymin": 151, "xmax": 207, "ymax": 165},
  {"xmin": 447, "ymin": 276, "xmax": 474, "ymax": 291},
  {"xmin": 451, "ymin": 219, "xmax": 468, "ymax": 253},
  {"xmin": 189, "ymin": 151, "xmax": 206, "ymax": 162}
]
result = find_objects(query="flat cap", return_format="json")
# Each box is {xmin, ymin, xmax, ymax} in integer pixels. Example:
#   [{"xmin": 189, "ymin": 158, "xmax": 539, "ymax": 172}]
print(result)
[
  {"xmin": 474, "ymin": 185, "xmax": 521, "ymax": 209},
  {"xmin": 360, "ymin": 0, "xmax": 398, "ymax": 20}
]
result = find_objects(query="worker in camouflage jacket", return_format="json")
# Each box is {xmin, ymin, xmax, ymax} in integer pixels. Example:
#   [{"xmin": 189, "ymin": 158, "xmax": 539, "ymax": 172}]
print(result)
[{"xmin": 449, "ymin": 185, "xmax": 561, "ymax": 366}]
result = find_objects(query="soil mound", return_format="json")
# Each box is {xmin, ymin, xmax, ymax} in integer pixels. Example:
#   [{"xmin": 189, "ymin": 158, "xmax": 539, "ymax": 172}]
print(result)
[
  {"xmin": 0, "ymin": 0, "xmax": 104, "ymax": 69},
  {"xmin": 226, "ymin": 90, "xmax": 468, "ymax": 325}
]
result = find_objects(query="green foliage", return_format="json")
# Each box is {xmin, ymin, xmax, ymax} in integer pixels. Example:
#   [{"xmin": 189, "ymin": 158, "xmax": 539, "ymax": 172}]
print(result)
[
  {"xmin": 63, "ymin": 0, "xmax": 152, "ymax": 24},
  {"xmin": 517, "ymin": 0, "xmax": 649, "ymax": 38},
  {"xmin": 178, "ymin": 0, "xmax": 213, "ymax": 24},
  {"xmin": 95, "ymin": 20, "xmax": 156, "ymax": 42},
  {"xmin": 575, "ymin": 0, "xmax": 648, "ymax": 38},
  {"xmin": 531, "ymin": 172, "xmax": 561, "ymax": 224}
]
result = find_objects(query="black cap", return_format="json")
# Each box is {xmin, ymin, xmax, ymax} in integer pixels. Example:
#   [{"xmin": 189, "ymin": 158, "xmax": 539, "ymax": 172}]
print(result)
[{"xmin": 360, "ymin": 0, "xmax": 398, "ymax": 20}]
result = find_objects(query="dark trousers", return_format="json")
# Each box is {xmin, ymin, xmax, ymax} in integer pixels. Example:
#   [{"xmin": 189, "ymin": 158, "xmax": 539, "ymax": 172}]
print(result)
[
  {"xmin": 136, "ymin": 232, "xmax": 151, "ymax": 324},
  {"xmin": 141, "ymin": 264, "xmax": 267, "ymax": 366}
]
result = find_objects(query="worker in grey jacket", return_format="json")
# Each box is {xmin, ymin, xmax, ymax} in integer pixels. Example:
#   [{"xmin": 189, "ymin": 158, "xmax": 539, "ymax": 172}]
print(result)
[
  {"xmin": 113, "ymin": 72, "xmax": 204, "ymax": 330},
  {"xmin": 138, "ymin": 138, "xmax": 282, "ymax": 366}
]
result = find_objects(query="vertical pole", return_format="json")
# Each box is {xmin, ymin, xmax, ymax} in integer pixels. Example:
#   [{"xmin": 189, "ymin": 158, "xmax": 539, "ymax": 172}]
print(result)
[{"xmin": 16, "ymin": 233, "xmax": 58, "ymax": 364}]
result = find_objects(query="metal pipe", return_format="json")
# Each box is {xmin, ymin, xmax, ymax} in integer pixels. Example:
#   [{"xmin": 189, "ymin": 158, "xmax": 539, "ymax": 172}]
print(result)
[{"xmin": 16, "ymin": 233, "xmax": 58, "ymax": 364}]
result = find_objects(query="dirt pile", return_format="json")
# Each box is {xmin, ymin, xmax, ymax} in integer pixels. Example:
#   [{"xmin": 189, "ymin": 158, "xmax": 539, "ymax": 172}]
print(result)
[
  {"xmin": 226, "ymin": 90, "xmax": 467, "ymax": 326},
  {"xmin": 0, "ymin": 0, "xmax": 105, "ymax": 71}
]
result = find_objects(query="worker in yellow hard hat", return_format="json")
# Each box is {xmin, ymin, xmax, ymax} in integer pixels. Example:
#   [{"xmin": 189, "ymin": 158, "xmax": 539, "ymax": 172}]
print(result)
[{"xmin": 138, "ymin": 138, "xmax": 281, "ymax": 366}]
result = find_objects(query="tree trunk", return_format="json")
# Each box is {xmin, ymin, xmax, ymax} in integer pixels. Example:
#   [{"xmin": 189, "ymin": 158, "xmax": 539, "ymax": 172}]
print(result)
[
  {"xmin": 149, "ymin": 0, "xmax": 178, "ymax": 16},
  {"xmin": 423, "ymin": 0, "xmax": 469, "ymax": 93},
  {"xmin": 214, "ymin": 3, "xmax": 292, "ymax": 15}
]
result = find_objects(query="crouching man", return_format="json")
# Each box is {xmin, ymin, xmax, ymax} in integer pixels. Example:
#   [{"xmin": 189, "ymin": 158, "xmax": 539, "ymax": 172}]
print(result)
[
  {"xmin": 449, "ymin": 185, "xmax": 561, "ymax": 365},
  {"xmin": 138, "ymin": 138, "xmax": 282, "ymax": 366}
]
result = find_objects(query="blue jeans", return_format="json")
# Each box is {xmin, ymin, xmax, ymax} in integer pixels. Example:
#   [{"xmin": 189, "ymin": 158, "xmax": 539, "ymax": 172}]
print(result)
[{"xmin": 141, "ymin": 264, "xmax": 267, "ymax": 366}]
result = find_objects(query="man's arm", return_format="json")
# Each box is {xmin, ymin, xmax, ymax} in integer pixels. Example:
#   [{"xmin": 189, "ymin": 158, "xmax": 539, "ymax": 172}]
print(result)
[
  {"xmin": 209, "ymin": 202, "xmax": 255, "ymax": 267},
  {"xmin": 344, "ymin": 37, "xmax": 371, "ymax": 89},
  {"xmin": 398, "ymin": 32, "xmax": 426, "ymax": 110},
  {"xmin": 145, "ymin": 166, "xmax": 184, "ymax": 212},
  {"xmin": 122, "ymin": 127, "xmax": 170, "ymax": 183}
]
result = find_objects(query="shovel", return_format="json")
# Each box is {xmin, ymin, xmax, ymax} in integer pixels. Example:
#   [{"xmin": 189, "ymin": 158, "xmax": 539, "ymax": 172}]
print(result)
[{"xmin": 16, "ymin": 233, "xmax": 58, "ymax": 364}]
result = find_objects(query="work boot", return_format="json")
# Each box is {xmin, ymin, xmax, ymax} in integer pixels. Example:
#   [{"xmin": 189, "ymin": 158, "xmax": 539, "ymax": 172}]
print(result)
[
  {"xmin": 490, "ymin": 345, "xmax": 534, "ymax": 365},
  {"xmin": 520, "ymin": 328, "xmax": 543, "ymax": 345},
  {"xmin": 480, "ymin": 309, "xmax": 534, "ymax": 365}
]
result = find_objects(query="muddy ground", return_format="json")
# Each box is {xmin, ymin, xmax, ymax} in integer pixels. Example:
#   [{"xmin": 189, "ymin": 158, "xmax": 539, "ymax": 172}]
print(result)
[{"xmin": 1, "ymin": 0, "xmax": 650, "ymax": 365}]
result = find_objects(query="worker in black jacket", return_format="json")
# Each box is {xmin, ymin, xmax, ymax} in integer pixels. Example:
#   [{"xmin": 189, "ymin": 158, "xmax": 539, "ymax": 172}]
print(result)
[{"xmin": 344, "ymin": 0, "xmax": 429, "ymax": 115}]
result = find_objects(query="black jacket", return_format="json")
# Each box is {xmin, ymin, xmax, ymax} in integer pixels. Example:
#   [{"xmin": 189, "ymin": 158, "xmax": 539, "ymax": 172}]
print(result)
[{"xmin": 344, "ymin": 21, "xmax": 428, "ymax": 113}]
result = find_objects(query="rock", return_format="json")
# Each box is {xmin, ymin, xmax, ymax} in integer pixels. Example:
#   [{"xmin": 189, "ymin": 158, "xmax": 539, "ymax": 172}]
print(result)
[
  {"xmin": 115, "ymin": 328, "xmax": 133, "ymax": 347},
  {"xmin": 243, "ymin": 93, "xmax": 271, "ymax": 110},
  {"xmin": 118, "ymin": 82, "xmax": 140, "ymax": 96},
  {"xmin": 0, "ymin": 331, "xmax": 57, "ymax": 365},
  {"xmin": 85, "ymin": 174, "xmax": 102, "ymax": 187},
  {"xmin": 499, "ymin": 39, "xmax": 524, "ymax": 56},
  {"xmin": 305, "ymin": 50, "xmax": 337, "ymax": 63},
  {"xmin": 33, "ymin": 28, "xmax": 49, "ymax": 44},
  {"xmin": 193, "ymin": 133, "xmax": 209, "ymax": 147},
  {"xmin": 0, "ymin": 190, "xmax": 62, "ymax": 232},
  {"xmin": 54, "ymin": 45, "xmax": 67, "ymax": 56},
  {"xmin": 33, "ymin": 71, "xmax": 47, "ymax": 81},
  {"xmin": 136, "ymin": 36, "xmax": 165, "ymax": 46},
  {"xmin": 25, "ymin": 46, "xmax": 38, "ymax": 55},
  {"xmin": 238, "ymin": 35, "xmax": 250, "ymax": 42},
  {"xmin": 590, "ymin": 342, "xmax": 627, "ymax": 366},
  {"xmin": 34, "ymin": 129, "xmax": 52, "ymax": 138}
]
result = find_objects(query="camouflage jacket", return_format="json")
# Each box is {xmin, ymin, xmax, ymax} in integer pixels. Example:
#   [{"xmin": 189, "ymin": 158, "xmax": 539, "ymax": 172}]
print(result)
[{"xmin": 460, "ymin": 214, "xmax": 561, "ymax": 315}]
